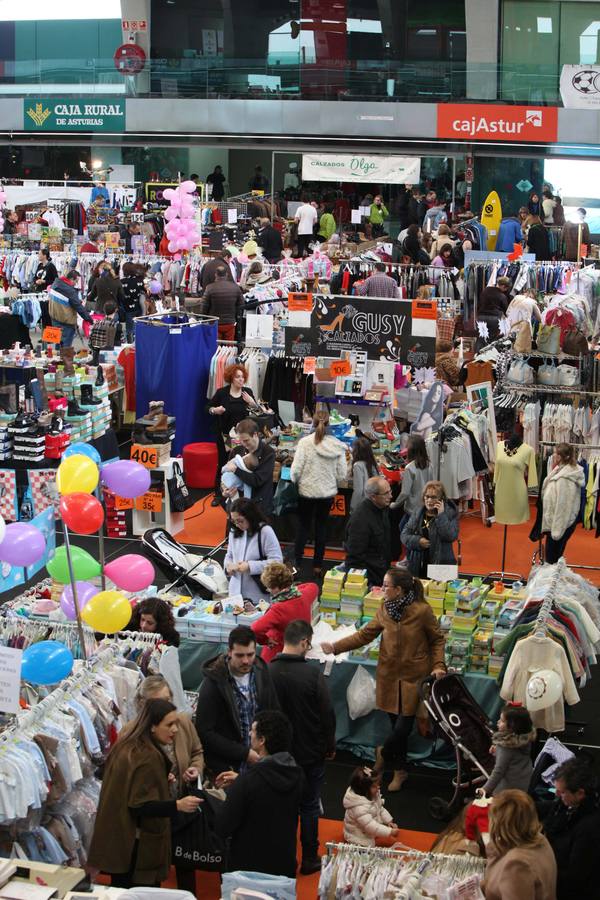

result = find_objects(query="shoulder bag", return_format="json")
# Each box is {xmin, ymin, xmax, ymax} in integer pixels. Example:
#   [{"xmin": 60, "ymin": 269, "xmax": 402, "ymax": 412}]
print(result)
[
  {"xmin": 536, "ymin": 323, "xmax": 561, "ymax": 355},
  {"xmin": 171, "ymin": 787, "xmax": 227, "ymax": 872},
  {"xmin": 562, "ymin": 327, "xmax": 588, "ymax": 357},
  {"xmin": 167, "ymin": 461, "xmax": 194, "ymax": 512}
]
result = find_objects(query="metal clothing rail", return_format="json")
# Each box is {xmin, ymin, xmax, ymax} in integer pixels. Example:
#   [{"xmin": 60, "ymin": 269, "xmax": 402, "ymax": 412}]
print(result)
[{"xmin": 135, "ymin": 312, "xmax": 218, "ymax": 329}]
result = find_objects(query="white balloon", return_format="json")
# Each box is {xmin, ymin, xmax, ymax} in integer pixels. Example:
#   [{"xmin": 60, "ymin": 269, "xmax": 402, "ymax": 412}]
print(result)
[
  {"xmin": 0, "ymin": 515, "xmax": 5, "ymax": 545},
  {"xmin": 526, "ymin": 669, "xmax": 563, "ymax": 711}
]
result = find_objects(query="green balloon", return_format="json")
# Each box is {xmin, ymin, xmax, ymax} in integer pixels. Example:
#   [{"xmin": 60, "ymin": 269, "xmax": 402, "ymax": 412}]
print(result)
[{"xmin": 46, "ymin": 545, "xmax": 101, "ymax": 583}]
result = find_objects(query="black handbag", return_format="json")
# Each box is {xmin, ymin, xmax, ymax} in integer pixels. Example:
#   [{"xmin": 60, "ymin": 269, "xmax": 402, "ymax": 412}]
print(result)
[
  {"xmin": 171, "ymin": 789, "xmax": 228, "ymax": 872},
  {"xmin": 167, "ymin": 461, "xmax": 194, "ymax": 513}
]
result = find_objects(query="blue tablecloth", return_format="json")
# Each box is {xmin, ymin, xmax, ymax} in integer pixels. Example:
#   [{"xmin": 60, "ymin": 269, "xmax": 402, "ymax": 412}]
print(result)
[{"xmin": 179, "ymin": 639, "xmax": 502, "ymax": 769}]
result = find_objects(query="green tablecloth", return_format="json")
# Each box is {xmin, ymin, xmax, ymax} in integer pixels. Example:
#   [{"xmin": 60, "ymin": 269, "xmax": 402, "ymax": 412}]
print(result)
[{"xmin": 179, "ymin": 639, "xmax": 501, "ymax": 768}]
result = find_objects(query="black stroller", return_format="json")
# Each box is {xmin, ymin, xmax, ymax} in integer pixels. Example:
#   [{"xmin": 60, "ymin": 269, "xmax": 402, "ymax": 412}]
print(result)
[{"xmin": 421, "ymin": 673, "xmax": 495, "ymax": 819}]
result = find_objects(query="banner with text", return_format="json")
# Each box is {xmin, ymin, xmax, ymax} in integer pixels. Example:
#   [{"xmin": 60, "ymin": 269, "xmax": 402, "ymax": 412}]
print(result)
[
  {"xmin": 302, "ymin": 154, "xmax": 421, "ymax": 184},
  {"xmin": 560, "ymin": 65, "xmax": 600, "ymax": 109},
  {"xmin": 24, "ymin": 97, "xmax": 126, "ymax": 132},
  {"xmin": 306, "ymin": 295, "xmax": 436, "ymax": 364}
]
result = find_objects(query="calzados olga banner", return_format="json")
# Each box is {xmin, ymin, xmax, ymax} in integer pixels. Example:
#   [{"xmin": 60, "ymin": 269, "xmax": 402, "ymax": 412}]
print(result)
[
  {"xmin": 24, "ymin": 97, "xmax": 125, "ymax": 132},
  {"xmin": 285, "ymin": 295, "xmax": 436, "ymax": 366}
]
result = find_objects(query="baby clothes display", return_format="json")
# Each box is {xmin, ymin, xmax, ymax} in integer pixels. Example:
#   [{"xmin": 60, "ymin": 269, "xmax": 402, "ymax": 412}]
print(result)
[{"xmin": 493, "ymin": 441, "xmax": 538, "ymax": 524}]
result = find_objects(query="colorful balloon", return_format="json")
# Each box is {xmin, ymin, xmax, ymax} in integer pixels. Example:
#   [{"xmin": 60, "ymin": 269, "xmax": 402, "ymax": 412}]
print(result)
[
  {"xmin": 104, "ymin": 554, "xmax": 155, "ymax": 592},
  {"xmin": 60, "ymin": 581, "xmax": 97, "ymax": 620},
  {"xmin": 22, "ymin": 641, "xmax": 74, "ymax": 685},
  {"xmin": 101, "ymin": 460, "xmax": 151, "ymax": 499},
  {"xmin": 47, "ymin": 545, "xmax": 102, "ymax": 583},
  {"xmin": 60, "ymin": 493, "xmax": 104, "ymax": 534},
  {"xmin": 82, "ymin": 590, "xmax": 132, "ymax": 633},
  {"xmin": 149, "ymin": 280, "xmax": 162, "ymax": 295},
  {"xmin": 0, "ymin": 522, "xmax": 45, "ymax": 567},
  {"xmin": 57, "ymin": 454, "xmax": 99, "ymax": 495},
  {"xmin": 62, "ymin": 442, "xmax": 101, "ymax": 466}
]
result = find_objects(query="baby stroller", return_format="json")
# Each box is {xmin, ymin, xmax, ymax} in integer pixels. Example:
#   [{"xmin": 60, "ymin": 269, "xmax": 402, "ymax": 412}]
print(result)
[
  {"xmin": 420, "ymin": 673, "xmax": 495, "ymax": 820},
  {"xmin": 142, "ymin": 528, "xmax": 229, "ymax": 598}
]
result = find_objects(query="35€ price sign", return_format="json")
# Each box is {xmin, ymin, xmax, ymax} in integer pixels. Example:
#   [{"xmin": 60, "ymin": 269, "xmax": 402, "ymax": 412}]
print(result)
[
  {"xmin": 329, "ymin": 359, "xmax": 352, "ymax": 377},
  {"xmin": 135, "ymin": 491, "xmax": 162, "ymax": 513},
  {"xmin": 130, "ymin": 444, "xmax": 158, "ymax": 468}
]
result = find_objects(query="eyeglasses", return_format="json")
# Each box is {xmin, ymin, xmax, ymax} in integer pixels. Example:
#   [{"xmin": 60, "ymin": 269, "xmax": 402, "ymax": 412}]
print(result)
[{"xmin": 424, "ymin": 495, "xmax": 440, "ymax": 500}]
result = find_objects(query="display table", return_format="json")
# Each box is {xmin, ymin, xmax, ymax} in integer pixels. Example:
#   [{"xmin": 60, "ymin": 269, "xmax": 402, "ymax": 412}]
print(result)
[{"xmin": 179, "ymin": 638, "xmax": 501, "ymax": 767}]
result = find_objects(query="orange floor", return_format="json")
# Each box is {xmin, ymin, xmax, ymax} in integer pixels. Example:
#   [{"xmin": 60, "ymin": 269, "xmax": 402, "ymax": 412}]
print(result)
[{"xmin": 176, "ymin": 497, "xmax": 600, "ymax": 586}]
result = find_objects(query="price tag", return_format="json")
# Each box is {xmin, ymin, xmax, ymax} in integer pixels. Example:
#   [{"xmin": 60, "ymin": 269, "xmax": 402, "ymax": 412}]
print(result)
[
  {"xmin": 42, "ymin": 326, "xmax": 62, "ymax": 344},
  {"xmin": 329, "ymin": 359, "xmax": 352, "ymax": 377},
  {"xmin": 303, "ymin": 356, "xmax": 316, "ymax": 375},
  {"xmin": 131, "ymin": 212, "xmax": 144, "ymax": 223},
  {"xmin": 130, "ymin": 444, "xmax": 158, "ymax": 468},
  {"xmin": 580, "ymin": 244, "xmax": 589, "ymax": 258},
  {"xmin": 288, "ymin": 292, "xmax": 313, "ymax": 312},
  {"xmin": 411, "ymin": 299, "xmax": 437, "ymax": 320},
  {"xmin": 330, "ymin": 494, "xmax": 346, "ymax": 517},
  {"xmin": 135, "ymin": 491, "xmax": 163, "ymax": 513},
  {"xmin": 114, "ymin": 495, "xmax": 134, "ymax": 510}
]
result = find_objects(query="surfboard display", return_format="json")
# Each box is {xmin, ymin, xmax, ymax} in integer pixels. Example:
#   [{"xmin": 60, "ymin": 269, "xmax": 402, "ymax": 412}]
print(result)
[{"xmin": 481, "ymin": 191, "xmax": 502, "ymax": 251}]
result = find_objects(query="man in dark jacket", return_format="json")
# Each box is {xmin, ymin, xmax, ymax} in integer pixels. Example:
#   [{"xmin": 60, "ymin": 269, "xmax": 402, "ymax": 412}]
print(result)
[
  {"xmin": 201, "ymin": 252, "xmax": 235, "ymax": 290},
  {"xmin": 257, "ymin": 218, "xmax": 283, "ymax": 263},
  {"xmin": 544, "ymin": 759, "xmax": 600, "ymax": 900},
  {"xmin": 48, "ymin": 270, "xmax": 94, "ymax": 347},
  {"xmin": 202, "ymin": 265, "xmax": 244, "ymax": 341},
  {"xmin": 407, "ymin": 188, "xmax": 427, "ymax": 226},
  {"xmin": 478, "ymin": 275, "xmax": 511, "ymax": 342},
  {"xmin": 222, "ymin": 418, "xmax": 276, "ymax": 515},
  {"xmin": 195, "ymin": 625, "xmax": 279, "ymax": 775},
  {"xmin": 345, "ymin": 476, "xmax": 391, "ymax": 585},
  {"xmin": 270, "ymin": 620, "xmax": 336, "ymax": 874},
  {"xmin": 215, "ymin": 710, "xmax": 304, "ymax": 878}
]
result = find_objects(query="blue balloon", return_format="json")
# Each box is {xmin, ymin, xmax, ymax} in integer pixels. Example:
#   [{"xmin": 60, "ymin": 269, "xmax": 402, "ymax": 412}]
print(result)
[
  {"xmin": 63, "ymin": 442, "xmax": 101, "ymax": 466},
  {"xmin": 21, "ymin": 640, "xmax": 74, "ymax": 685}
]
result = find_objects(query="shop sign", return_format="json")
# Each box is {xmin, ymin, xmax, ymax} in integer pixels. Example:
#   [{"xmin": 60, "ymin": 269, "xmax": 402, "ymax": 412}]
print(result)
[
  {"xmin": 560, "ymin": 65, "xmax": 600, "ymax": 109},
  {"xmin": 436, "ymin": 104, "xmax": 558, "ymax": 143},
  {"xmin": 24, "ymin": 97, "xmax": 125, "ymax": 133},
  {"xmin": 302, "ymin": 154, "xmax": 421, "ymax": 184},
  {"xmin": 307, "ymin": 295, "xmax": 436, "ymax": 365},
  {"xmin": 145, "ymin": 182, "xmax": 178, "ymax": 205}
]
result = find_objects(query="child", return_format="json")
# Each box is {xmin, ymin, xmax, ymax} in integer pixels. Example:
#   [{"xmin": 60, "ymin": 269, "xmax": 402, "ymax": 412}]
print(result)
[
  {"xmin": 483, "ymin": 703, "xmax": 536, "ymax": 796},
  {"xmin": 343, "ymin": 767, "xmax": 399, "ymax": 847},
  {"xmin": 220, "ymin": 451, "xmax": 257, "ymax": 500},
  {"xmin": 89, "ymin": 300, "xmax": 122, "ymax": 365}
]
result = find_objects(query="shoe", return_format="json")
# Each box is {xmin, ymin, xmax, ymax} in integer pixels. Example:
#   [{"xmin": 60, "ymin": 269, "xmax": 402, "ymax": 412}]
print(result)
[
  {"xmin": 387, "ymin": 770, "xmax": 408, "ymax": 792},
  {"xmin": 146, "ymin": 414, "xmax": 168, "ymax": 432},
  {"xmin": 95, "ymin": 365, "xmax": 105, "ymax": 387},
  {"xmin": 373, "ymin": 746, "xmax": 385, "ymax": 775},
  {"xmin": 80, "ymin": 384, "xmax": 102, "ymax": 406},
  {"xmin": 60, "ymin": 347, "xmax": 76, "ymax": 376},
  {"xmin": 67, "ymin": 398, "xmax": 86, "ymax": 416},
  {"xmin": 146, "ymin": 401, "xmax": 165, "ymax": 420},
  {"xmin": 300, "ymin": 857, "xmax": 322, "ymax": 876}
]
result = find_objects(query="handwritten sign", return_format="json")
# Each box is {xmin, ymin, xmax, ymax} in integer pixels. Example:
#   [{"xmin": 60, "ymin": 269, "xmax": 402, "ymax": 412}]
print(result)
[
  {"xmin": 330, "ymin": 494, "xmax": 346, "ymax": 516},
  {"xmin": 329, "ymin": 359, "xmax": 352, "ymax": 377},
  {"xmin": 130, "ymin": 444, "xmax": 158, "ymax": 468},
  {"xmin": 114, "ymin": 495, "xmax": 134, "ymax": 511},
  {"xmin": 42, "ymin": 326, "xmax": 62, "ymax": 344},
  {"xmin": 135, "ymin": 491, "xmax": 163, "ymax": 513},
  {"xmin": 288, "ymin": 292, "xmax": 313, "ymax": 312}
]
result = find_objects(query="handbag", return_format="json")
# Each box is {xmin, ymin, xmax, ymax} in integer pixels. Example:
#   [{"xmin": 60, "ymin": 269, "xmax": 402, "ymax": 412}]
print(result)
[
  {"xmin": 537, "ymin": 363, "xmax": 559, "ymax": 385},
  {"xmin": 171, "ymin": 788, "xmax": 227, "ymax": 872},
  {"xmin": 562, "ymin": 327, "xmax": 588, "ymax": 357},
  {"xmin": 536, "ymin": 324, "xmax": 561, "ymax": 355},
  {"xmin": 167, "ymin": 461, "xmax": 194, "ymax": 512},
  {"xmin": 557, "ymin": 364, "xmax": 579, "ymax": 386},
  {"xmin": 507, "ymin": 359, "xmax": 534, "ymax": 384},
  {"xmin": 511, "ymin": 320, "xmax": 532, "ymax": 353}
]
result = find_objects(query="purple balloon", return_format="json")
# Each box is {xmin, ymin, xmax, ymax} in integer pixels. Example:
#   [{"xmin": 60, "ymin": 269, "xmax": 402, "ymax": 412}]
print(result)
[
  {"xmin": 0, "ymin": 522, "xmax": 46, "ymax": 567},
  {"xmin": 101, "ymin": 460, "xmax": 151, "ymax": 499},
  {"xmin": 60, "ymin": 581, "xmax": 97, "ymax": 620},
  {"xmin": 149, "ymin": 280, "xmax": 162, "ymax": 295}
]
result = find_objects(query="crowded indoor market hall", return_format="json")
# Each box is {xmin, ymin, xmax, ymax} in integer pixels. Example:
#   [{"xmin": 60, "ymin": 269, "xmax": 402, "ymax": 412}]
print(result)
[{"xmin": 1, "ymin": 1, "xmax": 600, "ymax": 898}]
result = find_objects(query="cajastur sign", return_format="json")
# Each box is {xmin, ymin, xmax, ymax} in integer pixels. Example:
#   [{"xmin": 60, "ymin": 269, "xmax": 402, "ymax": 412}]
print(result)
[{"xmin": 437, "ymin": 104, "xmax": 558, "ymax": 143}]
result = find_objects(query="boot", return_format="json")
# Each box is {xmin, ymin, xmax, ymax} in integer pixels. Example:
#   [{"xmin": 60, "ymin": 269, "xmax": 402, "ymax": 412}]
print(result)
[
  {"xmin": 146, "ymin": 414, "xmax": 168, "ymax": 433},
  {"xmin": 387, "ymin": 770, "xmax": 408, "ymax": 792},
  {"xmin": 146, "ymin": 401, "xmax": 164, "ymax": 420},
  {"xmin": 80, "ymin": 384, "xmax": 102, "ymax": 406},
  {"xmin": 60, "ymin": 347, "xmax": 76, "ymax": 376},
  {"xmin": 373, "ymin": 746, "xmax": 385, "ymax": 775},
  {"xmin": 67, "ymin": 398, "xmax": 86, "ymax": 417},
  {"xmin": 95, "ymin": 365, "xmax": 105, "ymax": 387},
  {"xmin": 132, "ymin": 425, "xmax": 170, "ymax": 446}
]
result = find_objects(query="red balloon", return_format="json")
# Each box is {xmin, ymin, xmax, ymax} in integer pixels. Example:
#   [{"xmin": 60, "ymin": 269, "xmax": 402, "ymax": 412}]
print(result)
[{"xmin": 59, "ymin": 493, "xmax": 105, "ymax": 534}]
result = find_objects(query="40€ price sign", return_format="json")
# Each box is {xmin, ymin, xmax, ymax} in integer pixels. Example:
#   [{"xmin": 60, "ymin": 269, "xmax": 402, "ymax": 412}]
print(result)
[{"xmin": 130, "ymin": 444, "xmax": 158, "ymax": 468}]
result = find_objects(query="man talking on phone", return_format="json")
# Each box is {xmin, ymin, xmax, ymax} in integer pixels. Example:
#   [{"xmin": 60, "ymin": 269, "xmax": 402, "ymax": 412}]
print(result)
[{"xmin": 400, "ymin": 481, "xmax": 459, "ymax": 577}]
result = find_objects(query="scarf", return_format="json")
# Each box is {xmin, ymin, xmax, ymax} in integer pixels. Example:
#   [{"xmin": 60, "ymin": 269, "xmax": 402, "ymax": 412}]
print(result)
[
  {"xmin": 274, "ymin": 585, "xmax": 302, "ymax": 603},
  {"xmin": 385, "ymin": 589, "xmax": 415, "ymax": 622}
]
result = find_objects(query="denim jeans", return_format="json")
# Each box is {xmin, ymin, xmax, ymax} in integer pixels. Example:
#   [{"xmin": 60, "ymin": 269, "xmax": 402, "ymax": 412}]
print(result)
[
  {"xmin": 52, "ymin": 320, "xmax": 75, "ymax": 347},
  {"xmin": 299, "ymin": 762, "xmax": 325, "ymax": 859}
]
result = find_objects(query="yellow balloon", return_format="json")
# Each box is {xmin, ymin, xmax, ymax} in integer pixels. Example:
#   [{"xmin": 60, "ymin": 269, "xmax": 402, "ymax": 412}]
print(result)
[
  {"xmin": 82, "ymin": 590, "xmax": 132, "ymax": 633},
  {"xmin": 56, "ymin": 454, "xmax": 99, "ymax": 496}
]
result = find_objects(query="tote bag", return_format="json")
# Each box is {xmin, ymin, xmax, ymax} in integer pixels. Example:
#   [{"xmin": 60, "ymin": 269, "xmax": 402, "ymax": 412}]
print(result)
[
  {"xmin": 171, "ymin": 789, "xmax": 227, "ymax": 872},
  {"xmin": 536, "ymin": 324, "xmax": 561, "ymax": 355},
  {"xmin": 167, "ymin": 461, "xmax": 194, "ymax": 512}
]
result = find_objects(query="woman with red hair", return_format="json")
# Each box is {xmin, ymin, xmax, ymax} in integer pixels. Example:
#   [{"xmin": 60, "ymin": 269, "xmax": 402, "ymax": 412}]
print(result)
[{"xmin": 208, "ymin": 363, "xmax": 258, "ymax": 506}]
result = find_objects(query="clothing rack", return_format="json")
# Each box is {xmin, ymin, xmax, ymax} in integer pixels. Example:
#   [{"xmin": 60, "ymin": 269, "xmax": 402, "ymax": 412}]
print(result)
[
  {"xmin": 0, "ymin": 615, "xmax": 97, "ymax": 659},
  {"xmin": 532, "ymin": 561, "xmax": 564, "ymax": 637}
]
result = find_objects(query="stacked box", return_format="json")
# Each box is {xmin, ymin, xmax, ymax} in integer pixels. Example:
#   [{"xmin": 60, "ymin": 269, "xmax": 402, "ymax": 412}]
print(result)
[
  {"xmin": 320, "ymin": 568, "xmax": 344, "ymax": 624},
  {"xmin": 9, "ymin": 421, "xmax": 45, "ymax": 463},
  {"xmin": 364, "ymin": 587, "xmax": 383, "ymax": 618},
  {"xmin": 103, "ymin": 488, "xmax": 127, "ymax": 538},
  {"xmin": 45, "ymin": 430, "xmax": 70, "ymax": 459},
  {"xmin": 66, "ymin": 411, "xmax": 92, "ymax": 443}
]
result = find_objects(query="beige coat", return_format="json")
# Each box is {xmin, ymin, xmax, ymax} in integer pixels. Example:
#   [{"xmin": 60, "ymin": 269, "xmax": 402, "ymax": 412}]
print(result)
[
  {"xmin": 483, "ymin": 835, "xmax": 557, "ymax": 900},
  {"xmin": 332, "ymin": 601, "xmax": 446, "ymax": 715},
  {"xmin": 119, "ymin": 713, "xmax": 204, "ymax": 794}
]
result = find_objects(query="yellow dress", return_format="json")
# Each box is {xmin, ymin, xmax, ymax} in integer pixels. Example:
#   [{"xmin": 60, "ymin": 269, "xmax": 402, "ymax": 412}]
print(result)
[{"xmin": 493, "ymin": 441, "xmax": 538, "ymax": 525}]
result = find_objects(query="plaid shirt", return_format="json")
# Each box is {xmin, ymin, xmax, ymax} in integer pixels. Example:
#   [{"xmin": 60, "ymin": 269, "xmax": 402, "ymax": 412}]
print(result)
[
  {"xmin": 357, "ymin": 273, "xmax": 400, "ymax": 299},
  {"xmin": 230, "ymin": 667, "xmax": 258, "ymax": 772}
]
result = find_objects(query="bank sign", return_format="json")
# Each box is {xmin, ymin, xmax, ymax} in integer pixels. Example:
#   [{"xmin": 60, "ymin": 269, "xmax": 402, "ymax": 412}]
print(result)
[
  {"xmin": 24, "ymin": 97, "xmax": 126, "ymax": 132},
  {"xmin": 437, "ymin": 104, "xmax": 558, "ymax": 143},
  {"xmin": 302, "ymin": 153, "xmax": 421, "ymax": 184}
]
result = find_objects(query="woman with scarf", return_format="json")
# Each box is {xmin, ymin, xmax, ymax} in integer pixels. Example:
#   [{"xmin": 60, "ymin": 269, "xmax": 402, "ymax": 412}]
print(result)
[
  {"xmin": 251, "ymin": 561, "xmax": 318, "ymax": 662},
  {"xmin": 321, "ymin": 567, "xmax": 445, "ymax": 792}
]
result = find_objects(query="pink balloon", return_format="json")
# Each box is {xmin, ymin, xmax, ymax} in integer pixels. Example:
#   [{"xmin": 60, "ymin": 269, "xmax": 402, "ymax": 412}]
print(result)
[
  {"xmin": 176, "ymin": 239, "xmax": 187, "ymax": 250},
  {"xmin": 168, "ymin": 241, "xmax": 178, "ymax": 253},
  {"xmin": 163, "ymin": 188, "xmax": 176, "ymax": 200},
  {"xmin": 180, "ymin": 180, "xmax": 197, "ymax": 194},
  {"xmin": 60, "ymin": 581, "xmax": 96, "ymax": 620},
  {"xmin": 164, "ymin": 207, "xmax": 179, "ymax": 222},
  {"xmin": 104, "ymin": 554, "xmax": 155, "ymax": 592},
  {"xmin": 180, "ymin": 203, "xmax": 194, "ymax": 217}
]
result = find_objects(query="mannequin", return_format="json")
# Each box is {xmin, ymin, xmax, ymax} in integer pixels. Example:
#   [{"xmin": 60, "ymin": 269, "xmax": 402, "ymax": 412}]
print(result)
[
  {"xmin": 283, "ymin": 162, "xmax": 300, "ymax": 191},
  {"xmin": 493, "ymin": 433, "xmax": 538, "ymax": 572}
]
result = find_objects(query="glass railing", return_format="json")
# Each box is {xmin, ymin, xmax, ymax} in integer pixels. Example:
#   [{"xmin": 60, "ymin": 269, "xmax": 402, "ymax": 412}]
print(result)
[{"xmin": 0, "ymin": 58, "xmax": 564, "ymax": 105}]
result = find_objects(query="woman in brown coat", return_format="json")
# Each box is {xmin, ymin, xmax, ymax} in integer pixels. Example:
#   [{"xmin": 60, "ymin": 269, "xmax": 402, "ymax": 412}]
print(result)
[
  {"xmin": 88, "ymin": 699, "xmax": 202, "ymax": 888},
  {"xmin": 322, "ymin": 567, "xmax": 445, "ymax": 791},
  {"xmin": 483, "ymin": 790, "xmax": 557, "ymax": 900}
]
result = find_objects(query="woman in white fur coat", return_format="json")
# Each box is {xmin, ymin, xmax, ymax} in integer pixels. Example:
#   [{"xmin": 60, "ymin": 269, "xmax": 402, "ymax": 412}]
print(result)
[{"xmin": 541, "ymin": 443, "xmax": 585, "ymax": 564}]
